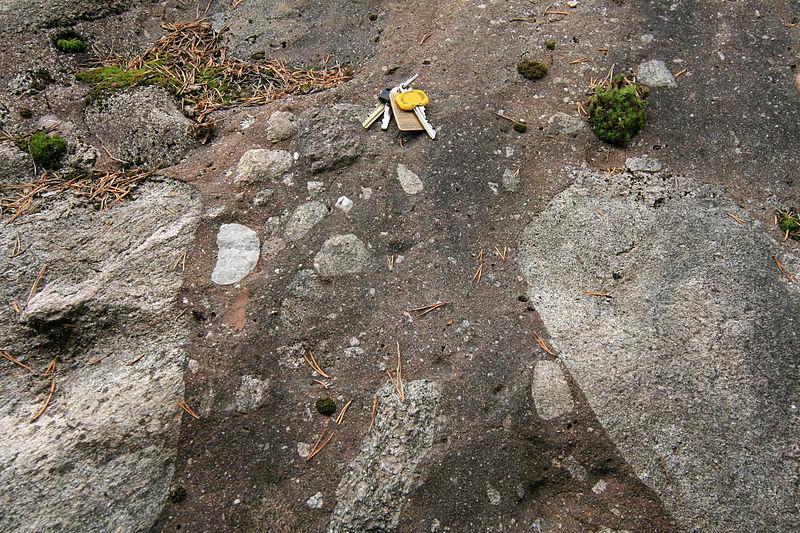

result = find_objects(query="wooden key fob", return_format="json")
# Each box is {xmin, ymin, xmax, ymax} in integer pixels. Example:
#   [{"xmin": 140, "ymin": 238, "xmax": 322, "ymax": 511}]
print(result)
[{"xmin": 390, "ymin": 92, "xmax": 424, "ymax": 131}]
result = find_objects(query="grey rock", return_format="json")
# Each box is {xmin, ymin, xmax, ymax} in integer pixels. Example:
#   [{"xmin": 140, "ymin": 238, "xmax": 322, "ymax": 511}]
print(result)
[
  {"xmin": 307, "ymin": 180, "xmax": 326, "ymax": 197},
  {"xmin": 548, "ymin": 112, "xmax": 586, "ymax": 135},
  {"xmin": 592, "ymin": 479, "xmax": 609, "ymax": 495},
  {"xmin": 281, "ymin": 269, "xmax": 323, "ymax": 328},
  {"xmin": 84, "ymin": 86, "xmax": 197, "ymax": 167},
  {"xmin": 8, "ymin": 68, "xmax": 52, "ymax": 96},
  {"xmin": 211, "ymin": 224, "xmax": 260, "ymax": 285},
  {"xmin": 0, "ymin": 142, "xmax": 33, "ymax": 184},
  {"xmin": 234, "ymin": 149, "xmax": 294, "ymax": 184},
  {"xmin": 267, "ymin": 111, "xmax": 298, "ymax": 143},
  {"xmin": 284, "ymin": 201, "xmax": 327, "ymax": 242},
  {"xmin": 625, "ymin": 157, "xmax": 662, "ymax": 173},
  {"xmin": 299, "ymin": 105, "xmax": 363, "ymax": 173},
  {"xmin": 397, "ymin": 164, "xmax": 424, "ymax": 195},
  {"xmin": 234, "ymin": 375, "xmax": 269, "ymax": 413},
  {"xmin": 306, "ymin": 492, "xmax": 324, "ymax": 510},
  {"xmin": 0, "ymin": 180, "xmax": 201, "ymax": 532},
  {"xmin": 313, "ymin": 234, "xmax": 369, "ymax": 277},
  {"xmin": 518, "ymin": 169, "xmax": 800, "ymax": 531},
  {"xmin": 253, "ymin": 188, "xmax": 274, "ymax": 207},
  {"xmin": 531, "ymin": 360, "xmax": 574, "ymax": 420},
  {"xmin": 334, "ymin": 196, "xmax": 353, "ymax": 213},
  {"xmin": 636, "ymin": 60, "xmax": 677, "ymax": 88},
  {"xmin": 502, "ymin": 168, "xmax": 519, "ymax": 192},
  {"xmin": 329, "ymin": 380, "xmax": 442, "ymax": 532}
]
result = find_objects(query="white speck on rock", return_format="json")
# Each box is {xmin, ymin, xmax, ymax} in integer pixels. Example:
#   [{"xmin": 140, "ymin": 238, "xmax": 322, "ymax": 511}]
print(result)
[
  {"xmin": 397, "ymin": 164, "xmax": 424, "ymax": 195},
  {"xmin": 211, "ymin": 224, "xmax": 260, "ymax": 285},
  {"xmin": 335, "ymin": 196, "xmax": 353, "ymax": 213},
  {"xmin": 592, "ymin": 479, "xmax": 609, "ymax": 494},
  {"xmin": 486, "ymin": 484, "xmax": 501, "ymax": 506},
  {"xmin": 307, "ymin": 492, "xmax": 324, "ymax": 510}
]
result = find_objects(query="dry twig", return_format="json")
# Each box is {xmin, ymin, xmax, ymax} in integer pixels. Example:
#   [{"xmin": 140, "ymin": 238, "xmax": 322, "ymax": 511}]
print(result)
[
  {"xmin": 408, "ymin": 301, "xmax": 448, "ymax": 316},
  {"xmin": 773, "ymin": 255, "xmax": 797, "ymax": 283},
  {"xmin": 335, "ymin": 399, "xmax": 353, "ymax": 425},
  {"xmin": 304, "ymin": 351, "xmax": 331, "ymax": 378},
  {"xmin": 726, "ymin": 212, "xmax": 745, "ymax": 225},
  {"xmin": 177, "ymin": 399, "xmax": 200, "ymax": 419},
  {"xmin": 124, "ymin": 354, "xmax": 146, "ymax": 366},
  {"xmin": 28, "ymin": 264, "xmax": 47, "ymax": 301},
  {"xmin": 30, "ymin": 379, "xmax": 56, "ymax": 422},
  {"xmin": 386, "ymin": 342, "xmax": 406, "ymax": 402},
  {"xmin": 1, "ymin": 349, "xmax": 34, "ymax": 372},
  {"xmin": 533, "ymin": 333, "xmax": 555, "ymax": 355}
]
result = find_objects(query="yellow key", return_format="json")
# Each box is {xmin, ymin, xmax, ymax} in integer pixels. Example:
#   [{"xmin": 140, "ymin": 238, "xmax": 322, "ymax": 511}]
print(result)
[{"xmin": 396, "ymin": 90, "xmax": 430, "ymax": 111}]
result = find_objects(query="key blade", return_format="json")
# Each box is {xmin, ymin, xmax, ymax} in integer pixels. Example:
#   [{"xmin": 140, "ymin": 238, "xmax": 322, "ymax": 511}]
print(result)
[
  {"xmin": 362, "ymin": 104, "xmax": 385, "ymax": 128},
  {"xmin": 399, "ymin": 73, "xmax": 419, "ymax": 89}
]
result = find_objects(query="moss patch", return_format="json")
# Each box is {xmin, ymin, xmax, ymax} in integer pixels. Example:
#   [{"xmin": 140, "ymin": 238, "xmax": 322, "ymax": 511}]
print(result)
[
  {"xmin": 513, "ymin": 122, "xmax": 528, "ymax": 133},
  {"xmin": 518, "ymin": 60, "xmax": 548, "ymax": 81},
  {"xmin": 587, "ymin": 77, "xmax": 648, "ymax": 146},
  {"xmin": 53, "ymin": 30, "xmax": 87, "ymax": 53},
  {"xmin": 315, "ymin": 398, "xmax": 336, "ymax": 416},
  {"xmin": 75, "ymin": 66, "xmax": 169, "ymax": 101},
  {"xmin": 778, "ymin": 211, "xmax": 800, "ymax": 239},
  {"xmin": 27, "ymin": 132, "xmax": 67, "ymax": 169}
]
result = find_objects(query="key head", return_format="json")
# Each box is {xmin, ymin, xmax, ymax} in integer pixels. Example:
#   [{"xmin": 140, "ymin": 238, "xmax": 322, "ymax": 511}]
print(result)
[{"xmin": 378, "ymin": 88, "xmax": 391, "ymax": 103}]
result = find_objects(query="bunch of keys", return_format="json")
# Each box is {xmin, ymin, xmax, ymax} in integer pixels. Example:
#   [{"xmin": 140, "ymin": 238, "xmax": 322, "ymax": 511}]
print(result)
[{"xmin": 361, "ymin": 73, "xmax": 436, "ymax": 139}]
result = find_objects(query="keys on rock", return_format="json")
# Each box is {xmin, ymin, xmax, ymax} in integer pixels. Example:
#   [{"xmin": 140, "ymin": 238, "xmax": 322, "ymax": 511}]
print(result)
[{"xmin": 360, "ymin": 74, "xmax": 436, "ymax": 139}]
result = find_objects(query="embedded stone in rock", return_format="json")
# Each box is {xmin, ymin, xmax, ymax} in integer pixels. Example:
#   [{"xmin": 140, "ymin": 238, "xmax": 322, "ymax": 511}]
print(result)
[
  {"xmin": 211, "ymin": 224, "xmax": 260, "ymax": 285},
  {"xmin": 299, "ymin": 104, "xmax": 364, "ymax": 173},
  {"xmin": 636, "ymin": 60, "xmax": 677, "ymax": 87},
  {"xmin": 548, "ymin": 111, "xmax": 586, "ymax": 135},
  {"xmin": 234, "ymin": 149, "xmax": 294, "ymax": 184},
  {"xmin": 329, "ymin": 380, "xmax": 441, "ymax": 532},
  {"xmin": 531, "ymin": 360, "xmax": 574, "ymax": 420},
  {"xmin": 397, "ymin": 164, "xmax": 424, "ymax": 195},
  {"xmin": 283, "ymin": 201, "xmax": 327, "ymax": 242},
  {"xmin": 234, "ymin": 375, "xmax": 269, "ymax": 413},
  {"xmin": 625, "ymin": 157, "xmax": 662, "ymax": 173},
  {"xmin": 313, "ymin": 234, "xmax": 369, "ymax": 277},
  {"xmin": 0, "ymin": 142, "xmax": 33, "ymax": 185},
  {"xmin": 267, "ymin": 110, "xmax": 298, "ymax": 142},
  {"xmin": 84, "ymin": 86, "xmax": 197, "ymax": 168},
  {"xmin": 517, "ymin": 169, "xmax": 800, "ymax": 531}
]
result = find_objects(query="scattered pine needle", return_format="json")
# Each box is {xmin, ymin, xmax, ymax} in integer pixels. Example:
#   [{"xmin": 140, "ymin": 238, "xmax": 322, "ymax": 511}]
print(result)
[
  {"xmin": 773, "ymin": 255, "xmax": 797, "ymax": 283},
  {"xmin": 1, "ymin": 349, "xmax": 34, "ymax": 372},
  {"xmin": 124, "ymin": 354, "xmax": 146, "ymax": 366},
  {"xmin": 673, "ymin": 68, "xmax": 688, "ymax": 78},
  {"xmin": 570, "ymin": 57, "xmax": 590, "ymax": 64},
  {"xmin": 493, "ymin": 245, "xmax": 509, "ymax": 261},
  {"xmin": 28, "ymin": 264, "xmax": 47, "ymax": 301},
  {"xmin": 584, "ymin": 291, "xmax": 612, "ymax": 298},
  {"xmin": 30, "ymin": 379, "xmax": 56, "ymax": 422},
  {"xmin": 544, "ymin": 8, "xmax": 570, "ymax": 15},
  {"xmin": 408, "ymin": 301, "xmax": 448, "ymax": 316},
  {"xmin": 387, "ymin": 255, "xmax": 396, "ymax": 272},
  {"xmin": 42, "ymin": 358, "xmax": 57, "ymax": 378},
  {"xmin": 419, "ymin": 33, "xmax": 431, "ymax": 45},
  {"xmin": 726, "ymin": 212, "xmax": 745, "ymax": 225},
  {"xmin": 10, "ymin": 300, "xmax": 21, "ymax": 314},
  {"xmin": 304, "ymin": 351, "xmax": 331, "ymax": 379},
  {"xmin": 472, "ymin": 249, "xmax": 485, "ymax": 284},
  {"xmin": 306, "ymin": 432, "xmax": 334, "ymax": 461},
  {"xmin": 494, "ymin": 111, "xmax": 526, "ymax": 126},
  {"xmin": 386, "ymin": 341, "xmax": 406, "ymax": 402},
  {"xmin": 335, "ymin": 399, "xmax": 353, "ymax": 424},
  {"xmin": 313, "ymin": 379, "xmax": 329, "ymax": 388},
  {"xmin": 10, "ymin": 235, "xmax": 21, "ymax": 258},
  {"xmin": 533, "ymin": 333, "xmax": 555, "ymax": 355},
  {"xmin": 658, "ymin": 454, "xmax": 672, "ymax": 483},
  {"xmin": 172, "ymin": 251, "xmax": 187, "ymax": 272},
  {"xmin": 177, "ymin": 399, "xmax": 200, "ymax": 419},
  {"xmin": 369, "ymin": 395, "xmax": 379, "ymax": 431}
]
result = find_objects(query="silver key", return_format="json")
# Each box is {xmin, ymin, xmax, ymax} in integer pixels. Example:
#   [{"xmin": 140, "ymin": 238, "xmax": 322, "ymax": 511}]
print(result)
[
  {"xmin": 380, "ymin": 100, "xmax": 393, "ymax": 129},
  {"xmin": 413, "ymin": 106, "xmax": 436, "ymax": 139}
]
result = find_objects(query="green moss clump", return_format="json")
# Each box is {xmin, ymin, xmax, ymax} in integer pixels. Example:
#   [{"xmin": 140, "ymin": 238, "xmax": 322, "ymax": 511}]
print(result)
[
  {"xmin": 545, "ymin": 41, "xmax": 556, "ymax": 51},
  {"xmin": 315, "ymin": 397, "xmax": 336, "ymax": 416},
  {"xmin": 75, "ymin": 66, "xmax": 170, "ymax": 101},
  {"xmin": 169, "ymin": 485, "xmax": 187, "ymax": 503},
  {"xmin": 587, "ymin": 79, "xmax": 648, "ymax": 146},
  {"xmin": 27, "ymin": 132, "xmax": 67, "ymax": 169},
  {"xmin": 19, "ymin": 108, "xmax": 33, "ymax": 119},
  {"xmin": 778, "ymin": 212, "xmax": 800, "ymax": 239},
  {"xmin": 53, "ymin": 30, "xmax": 87, "ymax": 53},
  {"xmin": 513, "ymin": 122, "xmax": 528, "ymax": 133},
  {"xmin": 518, "ymin": 60, "xmax": 549, "ymax": 81}
]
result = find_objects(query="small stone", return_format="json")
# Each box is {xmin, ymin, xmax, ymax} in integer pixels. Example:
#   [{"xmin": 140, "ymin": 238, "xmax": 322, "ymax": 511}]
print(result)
[
  {"xmin": 563, "ymin": 455, "xmax": 588, "ymax": 482},
  {"xmin": 297, "ymin": 442, "xmax": 313, "ymax": 458},
  {"xmin": 307, "ymin": 180, "xmax": 326, "ymax": 197},
  {"xmin": 234, "ymin": 149, "xmax": 294, "ymax": 184},
  {"xmin": 532, "ymin": 360, "xmax": 574, "ymax": 420},
  {"xmin": 307, "ymin": 492, "xmax": 324, "ymax": 510},
  {"xmin": 235, "ymin": 375, "xmax": 269, "ymax": 413},
  {"xmin": 592, "ymin": 479, "xmax": 609, "ymax": 494},
  {"xmin": 636, "ymin": 60, "xmax": 677, "ymax": 88},
  {"xmin": 313, "ymin": 234, "xmax": 369, "ymax": 277},
  {"xmin": 640, "ymin": 34, "xmax": 654, "ymax": 44},
  {"xmin": 284, "ymin": 201, "xmax": 327, "ymax": 242},
  {"xmin": 486, "ymin": 485, "xmax": 501, "ymax": 506},
  {"xmin": 267, "ymin": 111, "xmax": 298, "ymax": 142},
  {"xmin": 360, "ymin": 186, "xmax": 373, "ymax": 200},
  {"xmin": 625, "ymin": 157, "xmax": 663, "ymax": 173},
  {"xmin": 502, "ymin": 169, "xmax": 519, "ymax": 192},
  {"xmin": 211, "ymin": 224, "xmax": 260, "ymax": 285},
  {"xmin": 548, "ymin": 112, "xmax": 586, "ymax": 135},
  {"xmin": 344, "ymin": 346, "xmax": 366, "ymax": 357},
  {"xmin": 567, "ymin": 0, "xmax": 578, "ymax": 7},
  {"xmin": 252, "ymin": 189, "xmax": 274, "ymax": 207},
  {"xmin": 335, "ymin": 196, "xmax": 353, "ymax": 213},
  {"xmin": 397, "ymin": 164, "xmax": 424, "ymax": 195},
  {"xmin": 240, "ymin": 114, "xmax": 256, "ymax": 129}
]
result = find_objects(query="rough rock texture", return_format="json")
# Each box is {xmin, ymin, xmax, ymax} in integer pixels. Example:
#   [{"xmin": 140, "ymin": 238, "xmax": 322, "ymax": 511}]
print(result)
[
  {"xmin": 266, "ymin": 111, "xmax": 298, "ymax": 143},
  {"xmin": 0, "ymin": 179, "xmax": 200, "ymax": 532},
  {"xmin": 625, "ymin": 157, "xmax": 662, "ymax": 173},
  {"xmin": 329, "ymin": 380, "xmax": 442, "ymax": 532},
  {"xmin": 283, "ymin": 201, "xmax": 327, "ymax": 242},
  {"xmin": 636, "ymin": 59, "xmax": 677, "ymax": 88},
  {"xmin": 299, "ymin": 105, "xmax": 364, "ymax": 173},
  {"xmin": 234, "ymin": 375, "xmax": 269, "ymax": 414},
  {"xmin": 313, "ymin": 234, "xmax": 369, "ymax": 278},
  {"xmin": 280, "ymin": 269, "xmax": 323, "ymax": 328},
  {"xmin": 0, "ymin": 142, "xmax": 33, "ymax": 184},
  {"xmin": 548, "ymin": 112, "xmax": 586, "ymax": 135},
  {"xmin": 518, "ymin": 169, "xmax": 800, "ymax": 531},
  {"xmin": 84, "ymin": 86, "xmax": 196, "ymax": 167},
  {"xmin": 234, "ymin": 149, "xmax": 294, "ymax": 184},
  {"xmin": 531, "ymin": 360, "xmax": 574, "ymax": 420},
  {"xmin": 0, "ymin": 0, "xmax": 143, "ymax": 31},
  {"xmin": 211, "ymin": 223, "xmax": 260, "ymax": 285}
]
